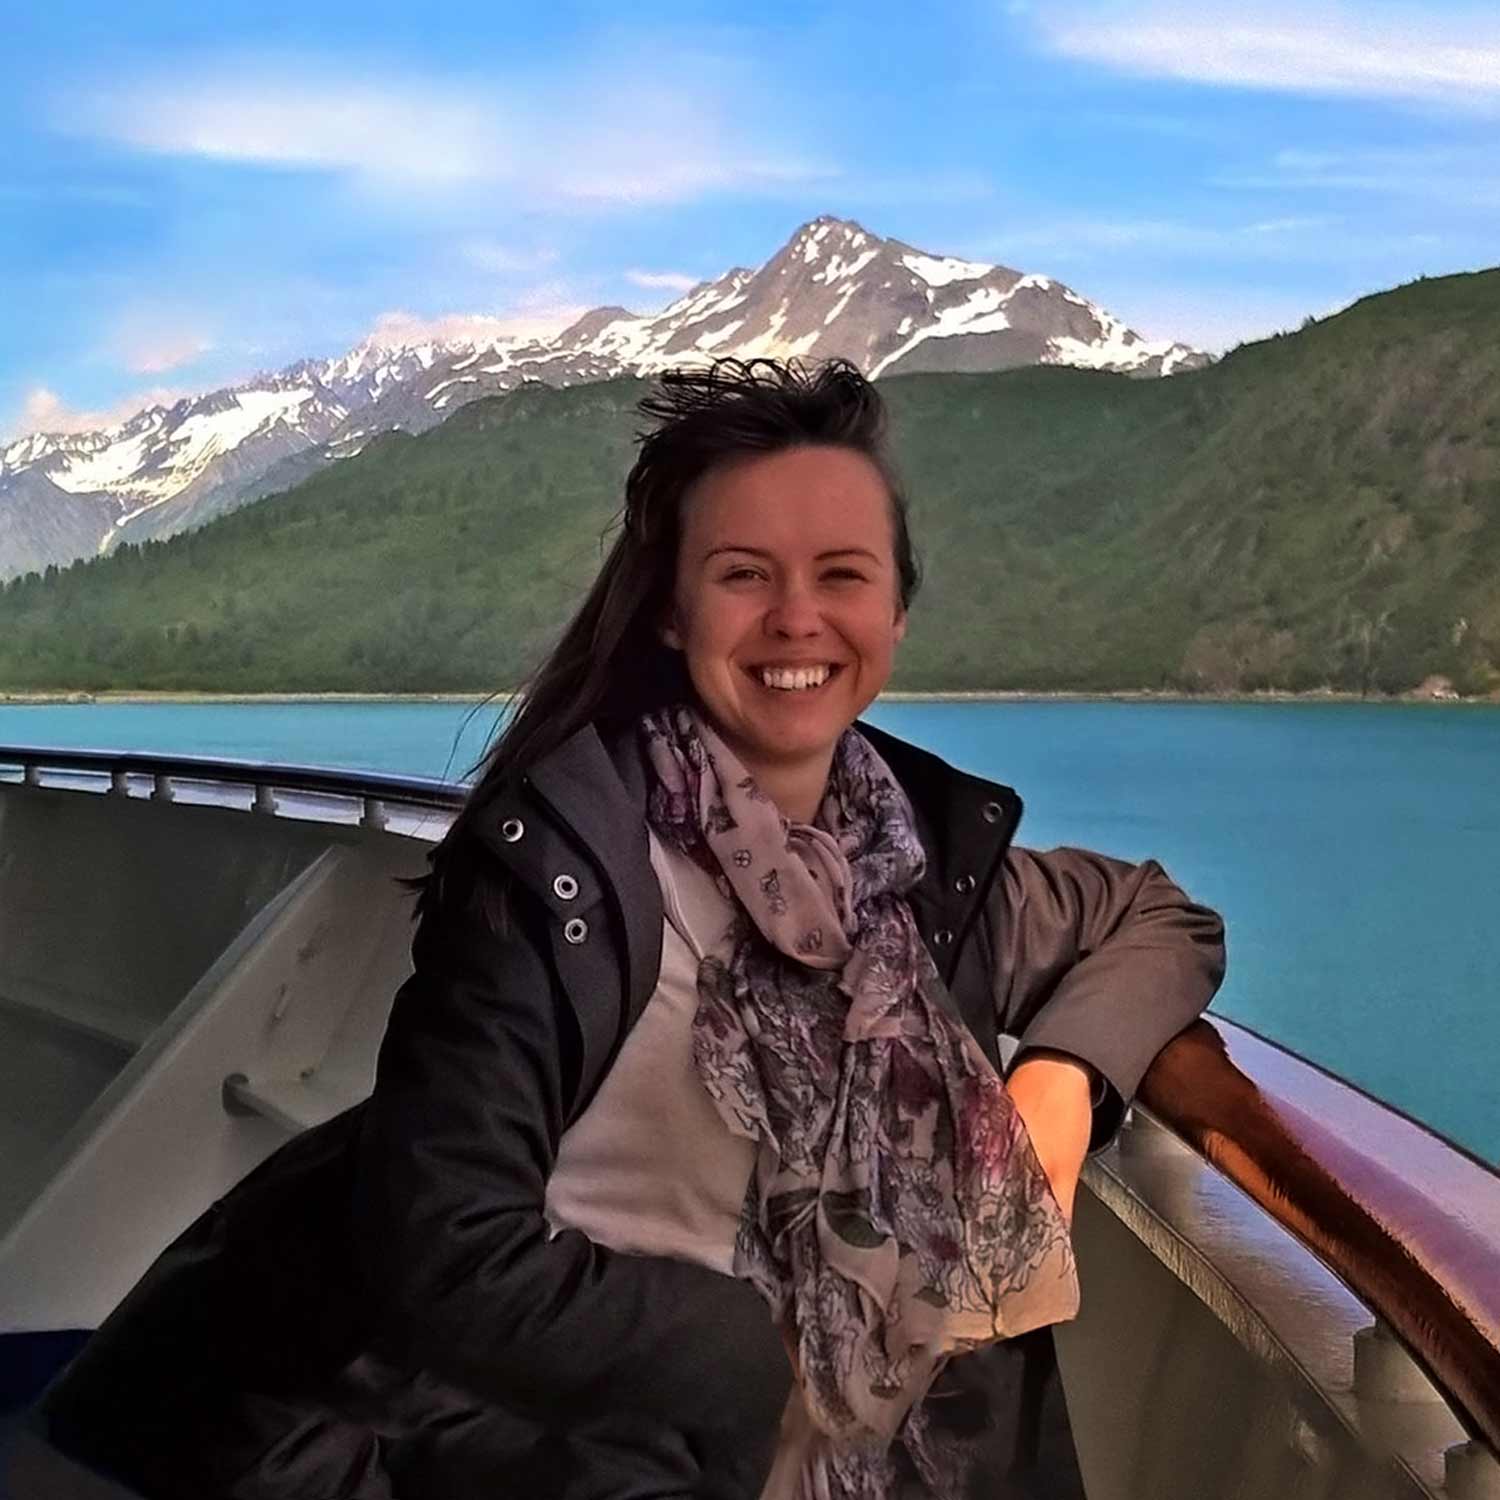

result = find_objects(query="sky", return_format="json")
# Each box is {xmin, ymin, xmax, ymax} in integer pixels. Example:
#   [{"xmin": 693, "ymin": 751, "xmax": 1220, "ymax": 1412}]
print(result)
[{"xmin": 4, "ymin": 0, "xmax": 1498, "ymax": 442}]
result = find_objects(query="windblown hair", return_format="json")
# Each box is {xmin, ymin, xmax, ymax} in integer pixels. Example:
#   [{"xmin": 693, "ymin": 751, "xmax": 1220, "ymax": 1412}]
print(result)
[{"xmin": 409, "ymin": 356, "xmax": 921, "ymax": 926}]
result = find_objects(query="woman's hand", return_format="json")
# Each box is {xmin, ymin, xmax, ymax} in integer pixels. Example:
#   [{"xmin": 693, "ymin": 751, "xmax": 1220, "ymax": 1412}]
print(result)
[{"xmin": 1006, "ymin": 1052, "xmax": 1095, "ymax": 1224}]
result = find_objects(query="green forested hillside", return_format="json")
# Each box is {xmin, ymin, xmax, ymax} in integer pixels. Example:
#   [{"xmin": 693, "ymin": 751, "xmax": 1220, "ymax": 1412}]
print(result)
[{"xmin": 3, "ymin": 270, "xmax": 1499, "ymax": 695}]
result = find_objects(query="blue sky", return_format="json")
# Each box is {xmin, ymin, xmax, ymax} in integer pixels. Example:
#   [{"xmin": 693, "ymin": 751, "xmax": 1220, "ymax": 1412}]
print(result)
[{"xmin": 5, "ymin": 0, "xmax": 1498, "ymax": 441}]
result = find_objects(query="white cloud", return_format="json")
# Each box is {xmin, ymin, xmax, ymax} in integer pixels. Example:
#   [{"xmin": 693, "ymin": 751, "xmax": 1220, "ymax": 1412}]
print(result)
[
  {"xmin": 50, "ymin": 48, "xmax": 833, "ymax": 205},
  {"xmin": 363, "ymin": 296, "xmax": 590, "ymax": 351},
  {"xmin": 625, "ymin": 269, "xmax": 699, "ymax": 293},
  {"xmin": 60, "ymin": 73, "xmax": 499, "ymax": 182},
  {"xmin": 120, "ymin": 331, "xmax": 215, "ymax": 375},
  {"xmin": 1034, "ymin": 2, "xmax": 1500, "ymax": 112},
  {"xmin": 7, "ymin": 384, "xmax": 190, "ymax": 441}
]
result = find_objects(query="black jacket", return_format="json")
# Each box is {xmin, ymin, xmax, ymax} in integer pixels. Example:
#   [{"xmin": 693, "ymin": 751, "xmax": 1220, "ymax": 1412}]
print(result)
[{"xmin": 39, "ymin": 719, "xmax": 1226, "ymax": 1499}]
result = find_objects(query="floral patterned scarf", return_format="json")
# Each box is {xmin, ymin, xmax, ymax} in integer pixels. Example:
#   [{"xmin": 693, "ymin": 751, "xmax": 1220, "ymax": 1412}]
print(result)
[{"xmin": 640, "ymin": 704, "xmax": 1079, "ymax": 1499}]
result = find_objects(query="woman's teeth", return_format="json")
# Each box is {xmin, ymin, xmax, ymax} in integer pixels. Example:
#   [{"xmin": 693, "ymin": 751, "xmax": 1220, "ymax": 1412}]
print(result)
[{"xmin": 758, "ymin": 664, "xmax": 833, "ymax": 691}]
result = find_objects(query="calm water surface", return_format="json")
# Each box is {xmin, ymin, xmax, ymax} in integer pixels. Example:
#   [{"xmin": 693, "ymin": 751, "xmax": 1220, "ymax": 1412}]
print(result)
[{"xmin": 4, "ymin": 697, "xmax": 1496, "ymax": 1164}]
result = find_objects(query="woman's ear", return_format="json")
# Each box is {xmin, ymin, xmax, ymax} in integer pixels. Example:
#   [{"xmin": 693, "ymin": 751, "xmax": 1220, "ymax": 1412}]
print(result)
[
  {"xmin": 659, "ymin": 605, "xmax": 684, "ymax": 652},
  {"xmin": 893, "ymin": 606, "xmax": 908, "ymax": 645}
]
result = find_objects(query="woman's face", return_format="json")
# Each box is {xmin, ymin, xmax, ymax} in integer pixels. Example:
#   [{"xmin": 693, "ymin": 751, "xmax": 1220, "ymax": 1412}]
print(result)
[{"xmin": 663, "ymin": 443, "xmax": 907, "ymax": 789}]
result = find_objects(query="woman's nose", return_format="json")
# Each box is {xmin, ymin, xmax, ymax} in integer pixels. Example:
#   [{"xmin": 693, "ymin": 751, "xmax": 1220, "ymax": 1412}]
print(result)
[{"xmin": 765, "ymin": 583, "xmax": 823, "ymax": 637}]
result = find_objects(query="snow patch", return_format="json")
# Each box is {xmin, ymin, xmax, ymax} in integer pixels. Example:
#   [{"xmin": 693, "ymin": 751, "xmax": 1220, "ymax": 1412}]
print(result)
[
  {"xmin": 869, "ymin": 287, "xmax": 1013, "ymax": 377},
  {"xmin": 49, "ymin": 430, "xmax": 156, "ymax": 493},
  {"xmin": 430, "ymin": 375, "xmax": 482, "ymax": 408},
  {"xmin": 97, "ymin": 493, "xmax": 177, "ymax": 553},
  {"xmin": 732, "ymin": 302, "xmax": 814, "ymax": 361},
  {"xmin": 901, "ymin": 252, "xmax": 992, "ymax": 288},
  {"xmin": 3, "ymin": 432, "xmax": 57, "ymax": 471},
  {"xmin": 710, "ymin": 291, "xmax": 748, "ymax": 316},
  {"xmin": 823, "ymin": 281, "xmax": 862, "ymax": 326},
  {"xmin": 812, "ymin": 248, "xmax": 877, "ymax": 286},
  {"xmin": 161, "ymin": 387, "xmax": 317, "ymax": 476},
  {"xmin": 1044, "ymin": 308, "xmax": 1180, "ymax": 371},
  {"xmin": 695, "ymin": 318, "xmax": 747, "ymax": 350}
]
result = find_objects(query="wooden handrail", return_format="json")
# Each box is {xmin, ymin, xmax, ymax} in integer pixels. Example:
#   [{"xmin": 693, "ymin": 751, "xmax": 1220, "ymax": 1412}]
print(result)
[{"xmin": 1140, "ymin": 1017, "xmax": 1500, "ymax": 1455}]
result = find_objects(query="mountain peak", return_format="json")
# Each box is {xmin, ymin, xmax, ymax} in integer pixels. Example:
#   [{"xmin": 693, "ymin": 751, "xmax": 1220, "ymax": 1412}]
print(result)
[{"xmin": 786, "ymin": 215, "xmax": 877, "ymax": 258}]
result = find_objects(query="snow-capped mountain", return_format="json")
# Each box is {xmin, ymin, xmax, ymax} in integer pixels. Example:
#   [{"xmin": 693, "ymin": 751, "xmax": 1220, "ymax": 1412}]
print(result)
[{"xmin": 0, "ymin": 216, "xmax": 1207, "ymax": 581}]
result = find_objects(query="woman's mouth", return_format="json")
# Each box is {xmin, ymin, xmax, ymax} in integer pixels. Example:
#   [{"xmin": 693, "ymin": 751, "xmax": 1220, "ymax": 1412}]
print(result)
[{"xmin": 749, "ymin": 663, "xmax": 844, "ymax": 693}]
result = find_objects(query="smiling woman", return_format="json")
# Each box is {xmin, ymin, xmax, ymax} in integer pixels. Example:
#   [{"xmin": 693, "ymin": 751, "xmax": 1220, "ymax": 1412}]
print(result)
[{"xmin": 37, "ymin": 358, "xmax": 1226, "ymax": 1500}]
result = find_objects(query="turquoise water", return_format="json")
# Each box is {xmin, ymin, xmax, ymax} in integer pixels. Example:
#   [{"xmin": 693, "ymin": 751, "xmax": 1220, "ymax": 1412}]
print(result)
[{"xmin": 3, "ymin": 697, "xmax": 1496, "ymax": 1165}]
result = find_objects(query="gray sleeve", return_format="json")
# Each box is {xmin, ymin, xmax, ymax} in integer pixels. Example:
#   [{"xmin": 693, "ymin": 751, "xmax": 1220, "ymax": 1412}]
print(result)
[{"xmin": 990, "ymin": 844, "xmax": 1227, "ymax": 1151}]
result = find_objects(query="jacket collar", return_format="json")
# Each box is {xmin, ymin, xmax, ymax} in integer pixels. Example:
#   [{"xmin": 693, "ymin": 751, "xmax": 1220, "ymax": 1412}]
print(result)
[{"xmin": 512, "ymin": 711, "xmax": 1024, "ymax": 1015}]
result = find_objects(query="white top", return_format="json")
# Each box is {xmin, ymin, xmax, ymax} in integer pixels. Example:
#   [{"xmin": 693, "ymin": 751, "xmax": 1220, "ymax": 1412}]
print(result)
[{"xmin": 544, "ymin": 831, "xmax": 754, "ymax": 1273}]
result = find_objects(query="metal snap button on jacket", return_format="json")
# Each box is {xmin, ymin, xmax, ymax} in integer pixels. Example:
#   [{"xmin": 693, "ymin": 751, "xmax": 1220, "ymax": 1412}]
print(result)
[
  {"xmin": 500, "ymin": 817, "xmax": 525, "ymax": 842},
  {"xmin": 981, "ymin": 801, "xmax": 1003, "ymax": 824},
  {"xmin": 954, "ymin": 874, "xmax": 977, "ymax": 894},
  {"xmin": 933, "ymin": 928, "xmax": 955, "ymax": 946},
  {"xmin": 563, "ymin": 917, "xmax": 589, "ymax": 944},
  {"xmin": 553, "ymin": 874, "xmax": 579, "ymax": 900}
]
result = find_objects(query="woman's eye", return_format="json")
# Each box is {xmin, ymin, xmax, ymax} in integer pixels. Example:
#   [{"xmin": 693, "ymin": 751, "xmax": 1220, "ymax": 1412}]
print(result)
[
  {"xmin": 824, "ymin": 568, "xmax": 868, "ymax": 582},
  {"xmin": 720, "ymin": 567, "xmax": 764, "ymax": 582}
]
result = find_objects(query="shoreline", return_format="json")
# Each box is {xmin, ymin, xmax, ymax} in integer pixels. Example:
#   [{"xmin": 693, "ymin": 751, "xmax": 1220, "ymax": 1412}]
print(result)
[{"xmin": 2, "ymin": 687, "xmax": 1496, "ymax": 707}]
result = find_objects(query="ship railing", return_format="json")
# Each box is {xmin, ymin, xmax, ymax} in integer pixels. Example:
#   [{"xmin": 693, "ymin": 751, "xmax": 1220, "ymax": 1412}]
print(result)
[
  {"xmin": 0, "ymin": 744, "xmax": 467, "ymax": 835},
  {"xmin": 1132, "ymin": 1016, "xmax": 1500, "ymax": 1489}
]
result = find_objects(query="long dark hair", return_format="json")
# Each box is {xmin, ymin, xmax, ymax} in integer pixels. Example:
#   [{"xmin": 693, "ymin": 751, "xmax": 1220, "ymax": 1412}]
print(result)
[{"xmin": 411, "ymin": 355, "xmax": 921, "ymax": 926}]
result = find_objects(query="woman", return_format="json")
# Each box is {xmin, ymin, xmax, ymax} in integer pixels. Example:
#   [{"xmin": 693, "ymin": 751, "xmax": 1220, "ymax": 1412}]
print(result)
[{"xmin": 38, "ymin": 357, "xmax": 1225, "ymax": 1500}]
